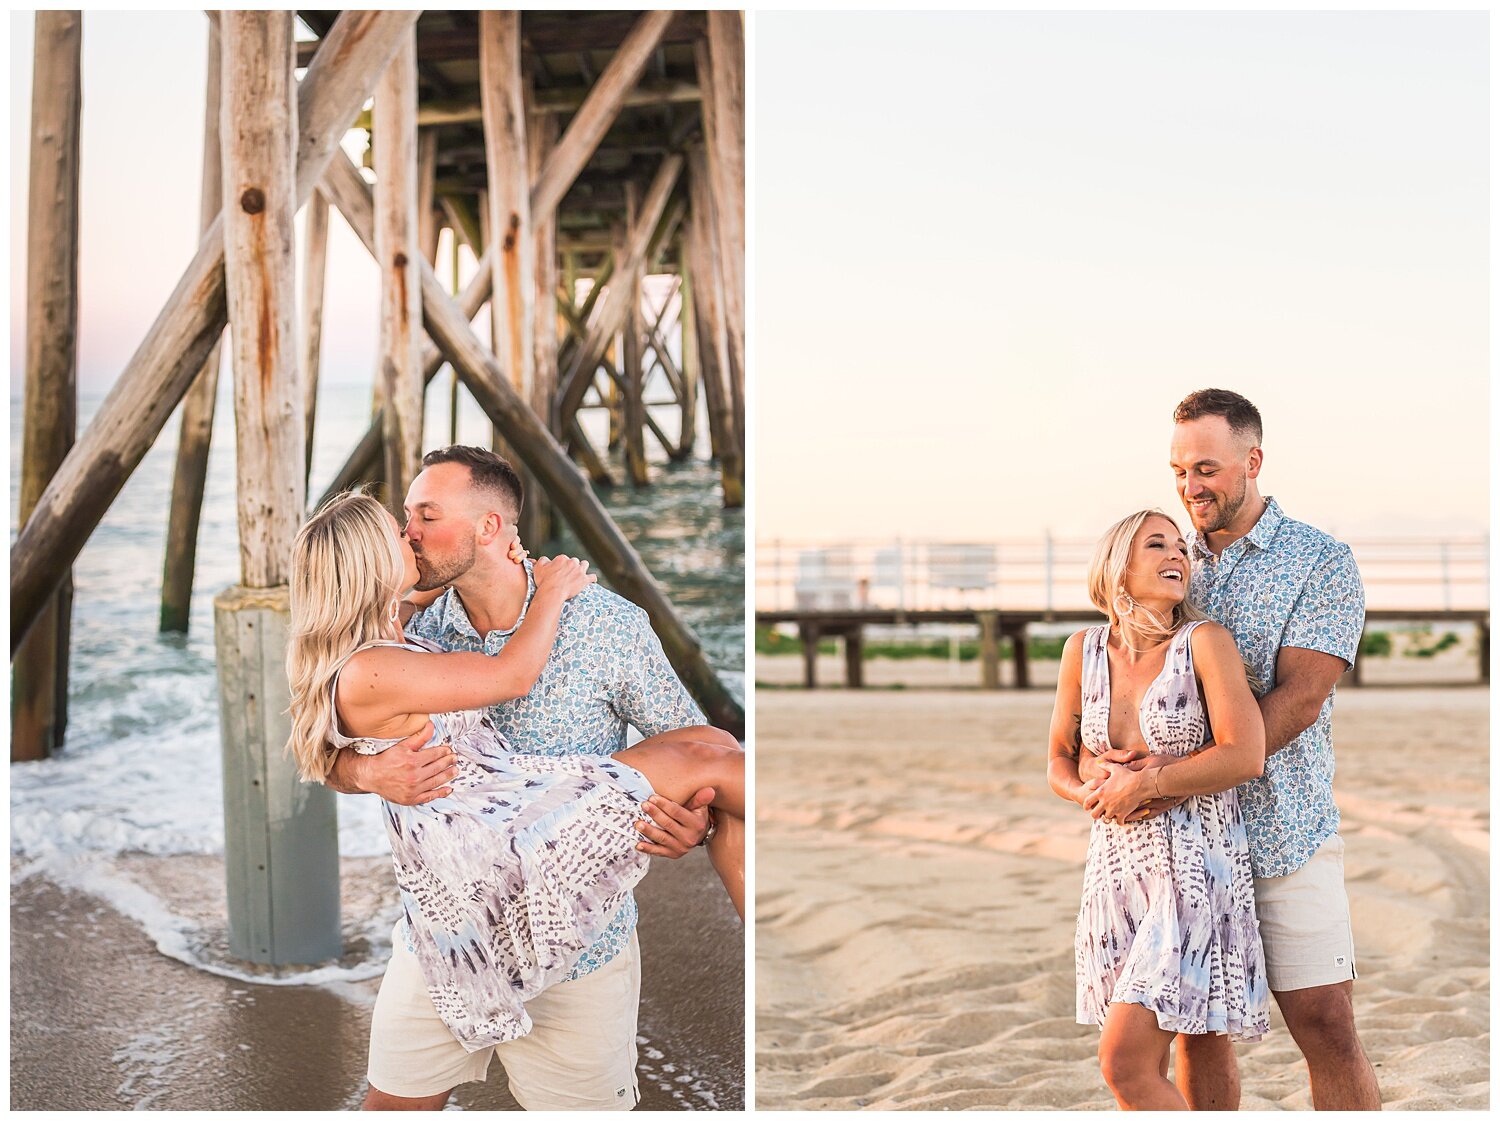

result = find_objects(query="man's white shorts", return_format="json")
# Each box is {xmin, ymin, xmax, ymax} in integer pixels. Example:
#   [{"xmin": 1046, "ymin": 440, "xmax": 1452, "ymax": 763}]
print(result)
[
  {"xmin": 367, "ymin": 924, "xmax": 642, "ymax": 1110},
  {"xmin": 1254, "ymin": 832, "xmax": 1358, "ymax": 993}
]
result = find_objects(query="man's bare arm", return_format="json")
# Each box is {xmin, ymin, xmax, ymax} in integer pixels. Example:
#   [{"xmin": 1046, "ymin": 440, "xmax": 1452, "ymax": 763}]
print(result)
[
  {"xmin": 323, "ymin": 720, "xmax": 458, "ymax": 805},
  {"xmin": 1258, "ymin": 646, "xmax": 1347, "ymax": 756}
]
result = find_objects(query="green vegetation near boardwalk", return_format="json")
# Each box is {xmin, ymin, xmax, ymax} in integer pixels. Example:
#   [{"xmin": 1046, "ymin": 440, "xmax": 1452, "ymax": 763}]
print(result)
[{"xmin": 759, "ymin": 625, "xmax": 1450, "ymax": 662}]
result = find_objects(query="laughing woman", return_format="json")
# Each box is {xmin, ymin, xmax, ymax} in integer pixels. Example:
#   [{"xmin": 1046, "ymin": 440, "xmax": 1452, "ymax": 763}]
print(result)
[{"xmin": 1047, "ymin": 509, "xmax": 1268, "ymax": 1110}]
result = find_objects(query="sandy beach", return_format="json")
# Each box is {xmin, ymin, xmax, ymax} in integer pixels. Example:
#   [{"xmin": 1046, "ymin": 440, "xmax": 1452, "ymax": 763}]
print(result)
[
  {"xmin": 755, "ymin": 683, "xmax": 1488, "ymax": 1110},
  {"xmin": 12, "ymin": 849, "xmax": 743, "ymax": 1110}
]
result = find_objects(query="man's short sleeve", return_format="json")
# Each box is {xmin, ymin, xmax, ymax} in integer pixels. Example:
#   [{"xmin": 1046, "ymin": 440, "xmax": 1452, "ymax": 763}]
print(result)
[
  {"xmin": 615, "ymin": 606, "xmax": 706, "ymax": 737},
  {"xmin": 1282, "ymin": 542, "xmax": 1365, "ymax": 668}
]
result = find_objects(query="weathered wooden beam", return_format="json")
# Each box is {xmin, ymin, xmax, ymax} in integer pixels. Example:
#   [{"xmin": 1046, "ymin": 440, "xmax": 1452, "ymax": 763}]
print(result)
[
  {"xmin": 644, "ymin": 287, "xmax": 686, "ymax": 401},
  {"xmin": 357, "ymin": 80, "xmax": 700, "ymax": 130},
  {"xmin": 321, "ymin": 150, "xmax": 741, "ymax": 735},
  {"xmin": 696, "ymin": 23, "xmax": 746, "ymax": 453},
  {"xmin": 978, "ymin": 610, "xmax": 1001, "ymax": 690},
  {"xmin": 11, "ymin": 10, "xmax": 421, "ymax": 651},
  {"xmin": 845, "ymin": 629, "xmax": 865, "ymax": 689},
  {"xmin": 529, "ymin": 102, "xmax": 561, "ymax": 540},
  {"xmin": 674, "ymin": 241, "xmax": 699, "ymax": 460},
  {"xmin": 556, "ymin": 154, "xmax": 683, "ymax": 428},
  {"xmin": 416, "ymin": 128, "xmax": 438, "ymax": 262},
  {"xmin": 14, "ymin": 10, "xmax": 81, "ymax": 760},
  {"xmin": 375, "ymin": 30, "xmax": 424, "ymax": 513},
  {"xmin": 300, "ymin": 188, "xmax": 329, "ymax": 486},
  {"xmin": 481, "ymin": 11, "xmax": 533, "ymax": 404},
  {"xmin": 161, "ymin": 17, "xmax": 226, "ymax": 638},
  {"xmin": 567, "ymin": 415, "xmax": 619, "ymax": 488},
  {"xmin": 218, "ymin": 10, "xmax": 339, "ymax": 967},
  {"xmin": 685, "ymin": 147, "xmax": 744, "ymax": 507},
  {"xmin": 530, "ymin": 10, "xmax": 675, "ymax": 224},
  {"xmin": 223, "ymin": 10, "xmax": 303, "ymax": 586},
  {"xmin": 622, "ymin": 183, "xmax": 650, "ymax": 486},
  {"xmin": 480, "ymin": 11, "xmax": 537, "ymax": 528}
]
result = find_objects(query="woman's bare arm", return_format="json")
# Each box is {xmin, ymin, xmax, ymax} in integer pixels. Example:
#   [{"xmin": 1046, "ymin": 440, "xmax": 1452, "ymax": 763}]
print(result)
[
  {"xmin": 1046, "ymin": 632, "xmax": 1096, "ymax": 806},
  {"xmin": 339, "ymin": 558, "xmax": 593, "ymax": 734}
]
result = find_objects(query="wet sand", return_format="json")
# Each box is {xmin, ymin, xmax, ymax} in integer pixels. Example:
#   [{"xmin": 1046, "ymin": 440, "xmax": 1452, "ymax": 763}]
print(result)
[
  {"xmin": 755, "ymin": 686, "xmax": 1488, "ymax": 1110},
  {"xmin": 11, "ymin": 850, "xmax": 742, "ymax": 1110}
]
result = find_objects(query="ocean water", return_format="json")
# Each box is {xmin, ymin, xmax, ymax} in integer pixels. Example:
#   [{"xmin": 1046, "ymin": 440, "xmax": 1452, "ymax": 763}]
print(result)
[{"xmin": 10, "ymin": 375, "xmax": 744, "ymax": 982}]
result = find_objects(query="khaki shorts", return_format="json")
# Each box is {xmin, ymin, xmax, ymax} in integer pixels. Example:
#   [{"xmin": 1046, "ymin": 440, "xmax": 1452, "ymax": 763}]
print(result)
[
  {"xmin": 1253, "ymin": 833, "xmax": 1357, "ymax": 992},
  {"xmin": 367, "ymin": 924, "xmax": 642, "ymax": 1109}
]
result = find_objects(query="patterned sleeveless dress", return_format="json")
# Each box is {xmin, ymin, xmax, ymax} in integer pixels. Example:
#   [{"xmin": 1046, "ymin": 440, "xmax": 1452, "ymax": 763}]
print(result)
[
  {"xmin": 1074, "ymin": 622, "xmax": 1268, "ymax": 1040},
  {"xmin": 328, "ymin": 639, "xmax": 656, "ymax": 1052}
]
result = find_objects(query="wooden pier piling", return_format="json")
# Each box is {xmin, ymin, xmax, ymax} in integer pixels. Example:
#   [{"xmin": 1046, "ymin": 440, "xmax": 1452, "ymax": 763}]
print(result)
[
  {"xmin": 300, "ymin": 188, "xmax": 329, "ymax": 486},
  {"xmin": 14, "ymin": 10, "xmax": 82, "ymax": 761},
  {"xmin": 217, "ymin": 9, "xmax": 339, "ymax": 966},
  {"xmin": 160, "ymin": 17, "xmax": 225, "ymax": 637},
  {"xmin": 374, "ymin": 29, "xmax": 424, "ymax": 514}
]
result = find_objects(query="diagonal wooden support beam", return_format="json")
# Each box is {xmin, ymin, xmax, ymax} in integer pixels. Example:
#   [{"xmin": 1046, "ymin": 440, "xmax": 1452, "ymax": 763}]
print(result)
[
  {"xmin": 12, "ymin": 10, "xmax": 421, "ymax": 653},
  {"xmin": 530, "ymin": 10, "xmax": 676, "ymax": 224},
  {"xmin": 556, "ymin": 156, "xmax": 683, "ymax": 429},
  {"xmin": 320, "ymin": 149, "xmax": 742, "ymax": 736}
]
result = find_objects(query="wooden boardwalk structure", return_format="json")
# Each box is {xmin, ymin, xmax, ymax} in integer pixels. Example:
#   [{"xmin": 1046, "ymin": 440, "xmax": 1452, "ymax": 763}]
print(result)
[
  {"xmin": 13, "ymin": 11, "xmax": 745, "ymax": 964},
  {"xmin": 758, "ymin": 607, "xmax": 1490, "ymax": 689},
  {"xmin": 757, "ymin": 535, "xmax": 1489, "ymax": 688}
]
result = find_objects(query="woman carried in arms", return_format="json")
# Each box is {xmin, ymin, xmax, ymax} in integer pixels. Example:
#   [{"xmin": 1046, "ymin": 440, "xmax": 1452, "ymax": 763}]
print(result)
[{"xmin": 285, "ymin": 492, "xmax": 744, "ymax": 1052}]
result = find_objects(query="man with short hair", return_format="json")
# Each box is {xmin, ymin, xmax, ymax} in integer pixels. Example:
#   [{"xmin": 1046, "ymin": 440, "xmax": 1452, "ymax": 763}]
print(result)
[
  {"xmin": 327, "ymin": 445, "xmax": 724, "ymax": 1111},
  {"xmin": 1081, "ymin": 389, "xmax": 1380, "ymax": 1110}
]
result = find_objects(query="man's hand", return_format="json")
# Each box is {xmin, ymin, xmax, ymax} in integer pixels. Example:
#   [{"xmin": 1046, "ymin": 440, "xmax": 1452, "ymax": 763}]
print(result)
[
  {"xmin": 635, "ymin": 788, "xmax": 714, "ymax": 858},
  {"xmin": 1121, "ymin": 751, "xmax": 1197, "ymax": 822},
  {"xmin": 331, "ymin": 720, "xmax": 458, "ymax": 806},
  {"xmin": 1077, "ymin": 745, "xmax": 1147, "ymax": 783},
  {"xmin": 1084, "ymin": 754, "xmax": 1179, "ymax": 823}
]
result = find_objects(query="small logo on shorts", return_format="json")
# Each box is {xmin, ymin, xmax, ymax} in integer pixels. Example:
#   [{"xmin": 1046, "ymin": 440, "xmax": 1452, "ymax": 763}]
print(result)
[
  {"xmin": 1335, "ymin": 955, "xmax": 1347, "ymax": 967},
  {"xmin": 616, "ymin": 1088, "xmax": 628, "ymax": 1098}
]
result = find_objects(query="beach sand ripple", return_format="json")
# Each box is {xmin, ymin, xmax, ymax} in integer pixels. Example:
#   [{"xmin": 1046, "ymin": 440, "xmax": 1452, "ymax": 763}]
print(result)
[{"xmin": 755, "ymin": 687, "xmax": 1488, "ymax": 1110}]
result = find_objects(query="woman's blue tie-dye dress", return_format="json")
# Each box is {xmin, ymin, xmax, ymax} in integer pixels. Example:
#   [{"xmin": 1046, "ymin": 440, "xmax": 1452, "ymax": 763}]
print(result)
[
  {"xmin": 328, "ymin": 640, "xmax": 655, "ymax": 1052},
  {"xmin": 1074, "ymin": 622, "xmax": 1268, "ymax": 1040}
]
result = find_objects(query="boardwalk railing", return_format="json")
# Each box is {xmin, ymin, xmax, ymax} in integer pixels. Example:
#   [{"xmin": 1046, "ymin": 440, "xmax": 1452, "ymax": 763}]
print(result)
[{"xmin": 756, "ymin": 535, "xmax": 1489, "ymax": 615}]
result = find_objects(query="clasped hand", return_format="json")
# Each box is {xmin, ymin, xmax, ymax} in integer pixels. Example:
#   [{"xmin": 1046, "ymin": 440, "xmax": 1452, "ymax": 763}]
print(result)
[{"xmin": 1079, "ymin": 748, "xmax": 1183, "ymax": 824}]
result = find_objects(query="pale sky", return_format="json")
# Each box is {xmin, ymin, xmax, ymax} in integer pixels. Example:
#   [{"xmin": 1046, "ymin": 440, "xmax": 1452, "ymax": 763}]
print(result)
[
  {"xmin": 755, "ymin": 11, "xmax": 1488, "ymax": 541},
  {"xmin": 9, "ymin": 11, "xmax": 386, "ymax": 395}
]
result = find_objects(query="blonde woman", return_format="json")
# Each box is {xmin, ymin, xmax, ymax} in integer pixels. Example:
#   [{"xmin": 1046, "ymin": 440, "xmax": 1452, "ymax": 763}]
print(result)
[
  {"xmin": 1047, "ymin": 510, "xmax": 1268, "ymax": 1110},
  {"xmin": 286, "ymin": 492, "xmax": 744, "ymax": 1053}
]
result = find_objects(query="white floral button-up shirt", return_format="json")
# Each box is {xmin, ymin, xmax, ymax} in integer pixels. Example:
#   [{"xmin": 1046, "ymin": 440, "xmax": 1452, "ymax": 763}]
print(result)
[
  {"xmin": 1187, "ymin": 498, "xmax": 1365, "ymax": 878},
  {"xmin": 406, "ymin": 560, "xmax": 705, "ymax": 978}
]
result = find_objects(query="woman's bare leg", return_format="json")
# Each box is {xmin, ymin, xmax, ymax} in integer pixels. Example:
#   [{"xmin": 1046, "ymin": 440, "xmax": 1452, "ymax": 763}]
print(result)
[
  {"xmin": 614, "ymin": 726, "xmax": 744, "ymax": 817},
  {"xmin": 705, "ymin": 809, "xmax": 744, "ymax": 918},
  {"xmin": 614, "ymin": 727, "xmax": 744, "ymax": 919},
  {"xmin": 1098, "ymin": 1002, "xmax": 1187, "ymax": 1110}
]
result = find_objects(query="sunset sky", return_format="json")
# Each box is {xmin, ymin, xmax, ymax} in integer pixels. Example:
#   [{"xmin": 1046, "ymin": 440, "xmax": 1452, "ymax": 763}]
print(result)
[
  {"xmin": 9, "ymin": 11, "xmax": 389, "ymax": 397},
  {"xmin": 755, "ymin": 11, "xmax": 1488, "ymax": 541},
  {"xmin": 8, "ymin": 11, "xmax": 1490, "ymax": 543}
]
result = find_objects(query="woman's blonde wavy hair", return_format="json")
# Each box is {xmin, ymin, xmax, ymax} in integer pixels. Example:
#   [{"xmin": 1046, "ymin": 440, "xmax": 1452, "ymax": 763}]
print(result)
[
  {"xmin": 1087, "ymin": 508, "xmax": 1263, "ymax": 692},
  {"xmin": 1087, "ymin": 509, "xmax": 1208, "ymax": 648},
  {"xmin": 286, "ymin": 491, "xmax": 405, "ymax": 783}
]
